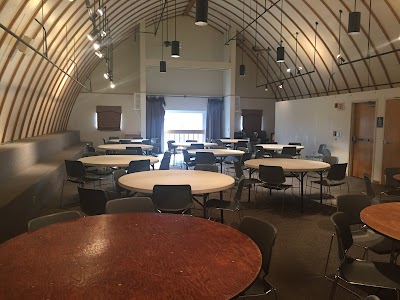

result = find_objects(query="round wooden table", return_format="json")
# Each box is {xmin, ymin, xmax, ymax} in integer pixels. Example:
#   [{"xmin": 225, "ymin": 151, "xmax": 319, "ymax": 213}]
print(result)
[
  {"xmin": 188, "ymin": 149, "xmax": 244, "ymax": 172},
  {"xmin": 171, "ymin": 142, "xmax": 217, "ymax": 148},
  {"xmin": 79, "ymin": 155, "xmax": 159, "ymax": 167},
  {"xmin": 98, "ymin": 144, "xmax": 153, "ymax": 151},
  {"xmin": 119, "ymin": 170, "xmax": 235, "ymax": 217},
  {"xmin": 109, "ymin": 139, "xmax": 145, "ymax": 143},
  {"xmin": 0, "ymin": 213, "xmax": 261, "ymax": 299},
  {"xmin": 245, "ymin": 158, "xmax": 330, "ymax": 212},
  {"xmin": 256, "ymin": 144, "xmax": 304, "ymax": 151}
]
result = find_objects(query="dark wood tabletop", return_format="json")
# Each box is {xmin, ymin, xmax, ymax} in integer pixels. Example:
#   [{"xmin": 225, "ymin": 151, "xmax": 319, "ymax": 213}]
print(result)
[
  {"xmin": 0, "ymin": 213, "xmax": 261, "ymax": 299},
  {"xmin": 360, "ymin": 202, "xmax": 400, "ymax": 241}
]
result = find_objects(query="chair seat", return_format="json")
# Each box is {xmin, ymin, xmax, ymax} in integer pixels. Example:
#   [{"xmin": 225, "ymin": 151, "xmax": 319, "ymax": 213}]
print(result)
[
  {"xmin": 244, "ymin": 178, "xmax": 262, "ymax": 185},
  {"xmin": 353, "ymin": 229, "xmax": 400, "ymax": 254},
  {"xmin": 205, "ymin": 199, "xmax": 235, "ymax": 210},
  {"xmin": 341, "ymin": 258, "xmax": 400, "ymax": 289},
  {"xmin": 262, "ymin": 183, "xmax": 292, "ymax": 191},
  {"xmin": 68, "ymin": 175, "xmax": 102, "ymax": 184},
  {"xmin": 311, "ymin": 179, "xmax": 346, "ymax": 187}
]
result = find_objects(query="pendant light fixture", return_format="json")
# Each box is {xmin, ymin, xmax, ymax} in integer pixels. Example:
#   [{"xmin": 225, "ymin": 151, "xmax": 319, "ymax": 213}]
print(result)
[
  {"xmin": 195, "ymin": 0, "xmax": 208, "ymax": 26},
  {"xmin": 160, "ymin": 0, "xmax": 166, "ymax": 73},
  {"xmin": 171, "ymin": 0, "xmax": 180, "ymax": 58},
  {"xmin": 239, "ymin": 0, "xmax": 245, "ymax": 77},
  {"xmin": 276, "ymin": 0, "xmax": 284, "ymax": 62},
  {"xmin": 348, "ymin": 0, "xmax": 361, "ymax": 35}
]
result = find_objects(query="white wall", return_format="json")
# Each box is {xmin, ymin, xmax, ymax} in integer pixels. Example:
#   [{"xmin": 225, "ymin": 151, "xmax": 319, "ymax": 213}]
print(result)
[
  {"xmin": 67, "ymin": 93, "xmax": 141, "ymax": 147},
  {"xmin": 275, "ymin": 87, "xmax": 400, "ymax": 182}
]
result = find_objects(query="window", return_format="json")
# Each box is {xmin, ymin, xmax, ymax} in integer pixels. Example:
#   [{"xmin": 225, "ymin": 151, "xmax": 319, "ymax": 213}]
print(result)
[{"xmin": 96, "ymin": 106, "xmax": 122, "ymax": 131}]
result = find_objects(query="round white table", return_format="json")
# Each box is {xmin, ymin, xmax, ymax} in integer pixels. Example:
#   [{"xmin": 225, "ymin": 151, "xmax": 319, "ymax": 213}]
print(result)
[
  {"xmin": 245, "ymin": 158, "xmax": 330, "ymax": 212},
  {"xmin": 171, "ymin": 142, "xmax": 217, "ymax": 148},
  {"xmin": 109, "ymin": 139, "xmax": 145, "ymax": 143},
  {"xmin": 119, "ymin": 170, "xmax": 235, "ymax": 217},
  {"xmin": 98, "ymin": 144, "xmax": 153, "ymax": 151},
  {"xmin": 220, "ymin": 139, "xmax": 249, "ymax": 144},
  {"xmin": 188, "ymin": 149, "xmax": 245, "ymax": 172},
  {"xmin": 79, "ymin": 155, "xmax": 159, "ymax": 167},
  {"xmin": 256, "ymin": 144, "xmax": 305, "ymax": 151}
]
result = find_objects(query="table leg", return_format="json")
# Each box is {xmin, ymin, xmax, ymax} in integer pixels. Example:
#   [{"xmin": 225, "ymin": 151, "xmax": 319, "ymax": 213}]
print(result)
[
  {"xmin": 320, "ymin": 171, "xmax": 323, "ymax": 204},
  {"xmin": 203, "ymin": 194, "xmax": 208, "ymax": 218},
  {"xmin": 300, "ymin": 172, "xmax": 305, "ymax": 213}
]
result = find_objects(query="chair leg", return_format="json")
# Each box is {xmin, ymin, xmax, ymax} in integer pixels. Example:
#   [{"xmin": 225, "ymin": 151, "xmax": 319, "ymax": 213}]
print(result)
[
  {"xmin": 220, "ymin": 210, "xmax": 224, "ymax": 224},
  {"xmin": 59, "ymin": 180, "xmax": 66, "ymax": 208},
  {"xmin": 281, "ymin": 191, "xmax": 285, "ymax": 217},
  {"xmin": 329, "ymin": 272, "xmax": 340, "ymax": 300},
  {"xmin": 324, "ymin": 234, "xmax": 335, "ymax": 277}
]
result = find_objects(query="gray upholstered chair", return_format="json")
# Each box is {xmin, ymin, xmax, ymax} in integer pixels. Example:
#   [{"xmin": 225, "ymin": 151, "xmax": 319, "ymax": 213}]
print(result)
[
  {"xmin": 106, "ymin": 197, "xmax": 154, "ymax": 214},
  {"xmin": 28, "ymin": 211, "xmax": 82, "ymax": 232}
]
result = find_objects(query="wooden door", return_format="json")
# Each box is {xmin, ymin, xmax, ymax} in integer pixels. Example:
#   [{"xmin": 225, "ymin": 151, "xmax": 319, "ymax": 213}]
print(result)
[
  {"xmin": 351, "ymin": 102, "xmax": 375, "ymax": 178},
  {"xmin": 382, "ymin": 99, "xmax": 400, "ymax": 183}
]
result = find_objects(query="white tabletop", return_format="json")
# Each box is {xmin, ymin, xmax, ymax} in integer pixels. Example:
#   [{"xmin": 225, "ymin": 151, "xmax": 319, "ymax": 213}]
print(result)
[
  {"xmin": 118, "ymin": 170, "xmax": 235, "ymax": 194},
  {"xmin": 109, "ymin": 139, "xmax": 145, "ymax": 143},
  {"xmin": 187, "ymin": 149, "xmax": 245, "ymax": 157},
  {"xmin": 171, "ymin": 142, "xmax": 217, "ymax": 148},
  {"xmin": 79, "ymin": 155, "xmax": 159, "ymax": 167},
  {"xmin": 256, "ymin": 144, "xmax": 304, "ymax": 151},
  {"xmin": 220, "ymin": 139, "xmax": 249, "ymax": 144},
  {"xmin": 244, "ymin": 158, "xmax": 330, "ymax": 172},
  {"xmin": 98, "ymin": 144, "xmax": 153, "ymax": 151}
]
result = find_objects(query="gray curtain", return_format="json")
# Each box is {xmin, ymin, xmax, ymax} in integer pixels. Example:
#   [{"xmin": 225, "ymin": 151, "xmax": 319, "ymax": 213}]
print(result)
[
  {"xmin": 206, "ymin": 98, "xmax": 223, "ymax": 140},
  {"xmin": 146, "ymin": 96, "xmax": 165, "ymax": 141}
]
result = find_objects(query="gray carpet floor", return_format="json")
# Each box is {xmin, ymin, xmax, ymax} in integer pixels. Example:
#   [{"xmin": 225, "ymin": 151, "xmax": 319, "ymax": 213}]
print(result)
[{"xmin": 54, "ymin": 155, "xmax": 400, "ymax": 300}]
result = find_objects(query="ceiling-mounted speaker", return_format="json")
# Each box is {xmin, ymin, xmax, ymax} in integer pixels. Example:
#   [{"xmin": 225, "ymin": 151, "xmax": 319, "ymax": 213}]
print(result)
[
  {"xmin": 16, "ymin": 35, "xmax": 33, "ymax": 54},
  {"xmin": 348, "ymin": 11, "xmax": 361, "ymax": 35}
]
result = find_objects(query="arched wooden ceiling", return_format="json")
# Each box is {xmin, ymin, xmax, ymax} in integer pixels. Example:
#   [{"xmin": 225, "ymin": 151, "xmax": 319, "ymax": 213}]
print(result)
[{"xmin": 0, "ymin": 0, "xmax": 399, "ymax": 144}]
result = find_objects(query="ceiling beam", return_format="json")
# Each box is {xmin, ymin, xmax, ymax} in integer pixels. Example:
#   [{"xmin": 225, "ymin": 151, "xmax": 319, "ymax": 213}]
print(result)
[{"xmin": 183, "ymin": 0, "xmax": 196, "ymax": 15}]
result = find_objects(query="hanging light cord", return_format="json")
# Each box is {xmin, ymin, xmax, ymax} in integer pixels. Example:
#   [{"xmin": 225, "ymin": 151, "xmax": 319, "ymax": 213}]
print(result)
[
  {"xmin": 254, "ymin": 0, "xmax": 258, "ymax": 48},
  {"xmin": 242, "ymin": 0, "xmax": 245, "ymax": 64},
  {"xmin": 367, "ymin": 0, "xmax": 372, "ymax": 86},
  {"xmin": 338, "ymin": 10, "xmax": 342, "ymax": 60},
  {"xmin": 161, "ymin": 0, "xmax": 164, "ymax": 60},
  {"xmin": 294, "ymin": 32, "xmax": 298, "ymax": 68},
  {"xmin": 354, "ymin": 0, "xmax": 357, "ymax": 11},
  {"xmin": 313, "ymin": 22, "xmax": 318, "ymax": 70},
  {"xmin": 280, "ymin": 0, "xmax": 284, "ymax": 46},
  {"xmin": 174, "ymin": 0, "xmax": 177, "ymax": 40}
]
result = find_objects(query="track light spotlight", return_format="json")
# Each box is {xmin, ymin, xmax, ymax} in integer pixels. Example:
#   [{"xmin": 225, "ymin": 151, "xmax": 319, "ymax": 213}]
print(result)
[
  {"xmin": 95, "ymin": 50, "xmax": 103, "ymax": 58},
  {"xmin": 239, "ymin": 64, "xmax": 246, "ymax": 77},
  {"xmin": 286, "ymin": 68, "xmax": 291, "ymax": 73},
  {"xmin": 97, "ymin": 8, "xmax": 104, "ymax": 17},
  {"xmin": 93, "ymin": 42, "xmax": 100, "ymax": 50},
  {"xmin": 264, "ymin": 85, "xmax": 268, "ymax": 91},
  {"xmin": 195, "ymin": 0, "xmax": 208, "ymax": 26},
  {"xmin": 104, "ymin": 73, "xmax": 109, "ymax": 79},
  {"xmin": 278, "ymin": 82, "xmax": 284, "ymax": 89},
  {"xmin": 110, "ymin": 81, "xmax": 115, "ymax": 88},
  {"xmin": 87, "ymin": 30, "xmax": 97, "ymax": 41}
]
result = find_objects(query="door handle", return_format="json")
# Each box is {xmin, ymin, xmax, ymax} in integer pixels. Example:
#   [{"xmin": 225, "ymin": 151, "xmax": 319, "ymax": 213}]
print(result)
[{"xmin": 383, "ymin": 140, "xmax": 391, "ymax": 144}]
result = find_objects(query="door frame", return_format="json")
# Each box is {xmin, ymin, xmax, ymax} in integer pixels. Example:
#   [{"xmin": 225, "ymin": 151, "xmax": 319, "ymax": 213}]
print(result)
[{"xmin": 349, "ymin": 101, "xmax": 377, "ymax": 178}]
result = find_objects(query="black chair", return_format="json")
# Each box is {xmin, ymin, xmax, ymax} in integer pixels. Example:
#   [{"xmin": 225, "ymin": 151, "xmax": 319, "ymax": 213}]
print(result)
[
  {"xmin": 306, "ymin": 144, "xmax": 327, "ymax": 160},
  {"xmin": 324, "ymin": 194, "xmax": 400, "ymax": 277},
  {"xmin": 120, "ymin": 139, "xmax": 132, "ymax": 144},
  {"xmin": 113, "ymin": 169, "xmax": 128, "ymax": 197},
  {"xmin": 310, "ymin": 163, "xmax": 349, "ymax": 196},
  {"xmin": 182, "ymin": 149, "xmax": 196, "ymax": 169},
  {"xmin": 271, "ymin": 153, "xmax": 293, "ymax": 159},
  {"xmin": 126, "ymin": 146, "xmax": 143, "ymax": 153},
  {"xmin": 102, "ymin": 138, "xmax": 107, "ymax": 145},
  {"xmin": 78, "ymin": 186, "xmax": 109, "ymax": 215},
  {"xmin": 234, "ymin": 161, "xmax": 262, "ymax": 203},
  {"xmin": 159, "ymin": 152, "xmax": 172, "ymax": 170},
  {"xmin": 281, "ymin": 146, "xmax": 297, "ymax": 157},
  {"xmin": 288, "ymin": 142, "xmax": 302, "ymax": 158},
  {"xmin": 259, "ymin": 165, "xmax": 293, "ymax": 216},
  {"xmin": 329, "ymin": 212, "xmax": 400, "ymax": 300},
  {"xmin": 60, "ymin": 160, "xmax": 103, "ymax": 208},
  {"xmin": 363, "ymin": 174, "xmax": 377, "ymax": 202},
  {"xmin": 190, "ymin": 143, "xmax": 204, "ymax": 149},
  {"xmin": 106, "ymin": 197, "xmax": 155, "ymax": 214},
  {"xmin": 152, "ymin": 184, "xmax": 193, "ymax": 214},
  {"xmin": 205, "ymin": 177, "xmax": 246, "ymax": 223},
  {"xmin": 150, "ymin": 138, "xmax": 161, "ymax": 154},
  {"xmin": 186, "ymin": 139, "xmax": 197, "ymax": 142},
  {"xmin": 194, "ymin": 152, "xmax": 216, "ymax": 165},
  {"xmin": 238, "ymin": 216, "xmax": 278, "ymax": 299},
  {"xmin": 167, "ymin": 140, "xmax": 178, "ymax": 164},
  {"xmin": 194, "ymin": 164, "xmax": 219, "ymax": 172},
  {"xmin": 380, "ymin": 168, "xmax": 400, "ymax": 200},
  {"xmin": 236, "ymin": 141, "xmax": 248, "ymax": 150},
  {"xmin": 127, "ymin": 159, "xmax": 150, "ymax": 174},
  {"xmin": 28, "ymin": 211, "xmax": 82, "ymax": 232},
  {"xmin": 85, "ymin": 144, "xmax": 96, "ymax": 152}
]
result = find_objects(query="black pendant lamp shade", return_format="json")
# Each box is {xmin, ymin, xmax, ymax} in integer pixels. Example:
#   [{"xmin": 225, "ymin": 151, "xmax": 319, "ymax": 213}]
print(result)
[
  {"xmin": 195, "ymin": 0, "xmax": 208, "ymax": 26},
  {"xmin": 171, "ymin": 40, "xmax": 180, "ymax": 58},
  {"xmin": 160, "ymin": 60, "xmax": 166, "ymax": 73},
  {"xmin": 239, "ymin": 64, "xmax": 246, "ymax": 77},
  {"xmin": 277, "ymin": 46, "xmax": 285, "ymax": 62},
  {"xmin": 348, "ymin": 11, "xmax": 361, "ymax": 35}
]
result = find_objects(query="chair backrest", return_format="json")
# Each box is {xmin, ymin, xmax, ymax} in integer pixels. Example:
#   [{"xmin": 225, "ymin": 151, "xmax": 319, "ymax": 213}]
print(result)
[
  {"xmin": 288, "ymin": 142, "xmax": 301, "ymax": 146},
  {"xmin": 259, "ymin": 165, "xmax": 286, "ymax": 185},
  {"xmin": 194, "ymin": 164, "xmax": 218, "ymax": 172},
  {"xmin": 234, "ymin": 161, "xmax": 244, "ymax": 179},
  {"xmin": 237, "ymin": 141, "xmax": 248, "ymax": 149},
  {"xmin": 182, "ymin": 149, "xmax": 192, "ymax": 163},
  {"xmin": 65, "ymin": 160, "xmax": 86, "ymax": 178},
  {"xmin": 85, "ymin": 144, "xmax": 96, "ymax": 152},
  {"xmin": 317, "ymin": 144, "xmax": 327, "ymax": 154},
  {"xmin": 383, "ymin": 167, "xmax": 400, "ymax": 188},
  {"xmin": 363, "ymin": 174, "xmax": 376, "ymax": 200},
  {"xmin": 195, "ymin": 152, "xmax": 216, "ymax": 165},
  {"xmin": 267, "ymin": 141, "xmax": 278, "ymax": 144},
  {"xmin": 120, "ymin": 148, "xmax": 143, "ymax": 155},
  {"xmin": 322, "ymin": 155, "xmax": 339, "ymax": 165},
  {"xmin": 142, "ymin": 139, "xmax": 151, "ymax": 145},
  {"xmin": 281, "ymin": 146, "xmax": 297, "ymax": 156},
  {"xmin": 233, "ymin": 177, "xmax": 246, "ymax": 206},
  {"xmin": 127, "ymin": 159, "xmax": 150, "ymax": 174},
  {"xmin": 239, "ymin": 216, "xmax": 277, "ymax": 276},
  {"xmin": 327, "ymin": 163, "xmax": 347, "ymax": 181},
  {"xmin": 186, "ymin": 140, "xmax": 197, "ymax": 142},
  {"xmin": 167, "ymin": 140, "xmax": 176, "ymax": 151},
  {"xmin": 28, "ymin": 211, "xmax": 82, "ymax": 232},
  {"xmin": 240, "ymin": 152, "xmax": 252, "ymax": 164},
  {"xmin": 212, "ymin": 139, "xmax": 224, "ymax": 146},
  {"xmin": 190, "ymin": 143, "xmax": 204, "ymax": 149},
  {"xmin": 331, "ymin": 212, "xmax": 354, "ymax": 262},
  {"xmin": 272, "ymin": 153, "xmax": 293, "ymax": 159},
  {"xmin": 102, "ymin": 138, "xmax": 107, "ymax": 145},
  {"xmin": 159, "ymin": 154, "xmax": 171, "ymax": 170},
  {"xmin": 120, "ymin": 139, "xmax": 132, "ymax": 144},
  {"xmin": 106, "ymin": 197, "xmax": 155, "ymax": 214},
  {"xmin": 322, "ymin": 148, "xmax": 331, "ymax": 156},
  {"xmin": 152, "ymin": 185, "xmax": 193, "ymax": 213},
  {"xmin": 255, "ymin": 150, "xmax": 264, "ymax": 158},
  {"xmin": 336, "ymin": 194, "xmax": 371, "ymax": 225},
  {"xmin": 78, "ymin": 187, "xmax": 108, "ymax": 215}
]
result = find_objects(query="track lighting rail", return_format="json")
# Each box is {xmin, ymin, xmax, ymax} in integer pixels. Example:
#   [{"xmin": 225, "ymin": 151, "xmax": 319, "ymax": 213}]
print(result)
[{"xmin": 337, "ymin": 49, "xmax": 400, "ymax": 66}]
